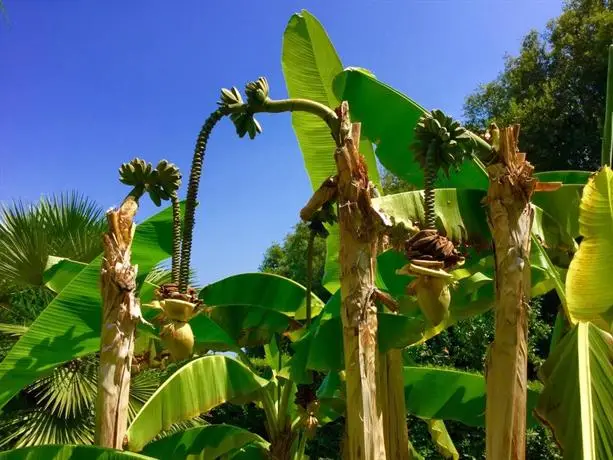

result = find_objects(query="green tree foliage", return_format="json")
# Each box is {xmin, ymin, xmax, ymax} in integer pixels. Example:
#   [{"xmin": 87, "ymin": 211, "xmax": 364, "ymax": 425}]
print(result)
[
  {"xmin": 259, "ymin": 222, "xmax": 330, "ymax": 303},
  {"xmin": 463, "ymin": 0, "xmax": 613, "ymax": 171}
]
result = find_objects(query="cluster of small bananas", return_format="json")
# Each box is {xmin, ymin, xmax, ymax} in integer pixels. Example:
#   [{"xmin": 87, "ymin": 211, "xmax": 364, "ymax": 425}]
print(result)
[
  {"xmin": 294, "ymin": 384, "xmax": 320, "ymax": 437},
  {"xmin": 217, "ymin": 77, "xmax": 270, "ymax": 140},
  {"xmin": 307, "ymin": 201, "xmax": 337, "ymax": 238},
  {"xmin": 405, "ymin": 228, "xmax": 465, "ymax": 269},
  {"xmin": 412, "ymin": 109, "xmax": 474, "ymax": 177},
  {"xmin": 119, "ymin": 158, "xmax": 182, "ymax": 206}
]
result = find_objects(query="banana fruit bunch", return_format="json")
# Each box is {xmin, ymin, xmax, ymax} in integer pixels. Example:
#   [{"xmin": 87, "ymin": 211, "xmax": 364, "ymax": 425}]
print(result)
[
  {"xmin": 295, "ymin": 384, "xmax": 320, "ymax": 438},
  {"xmin": 147, "ymin": 160, "xmax": 182, "ymax": 206},
  {"xmin": 244, "ymin": 76, "xmax": 269, "ymax": 106},
  {"xmin": 119, "ymin": 158, "xmax": 182, "ymax": 206},
  {"xmin": 412, "ymin": 109, "xmax": 473, "ymax": 177},
  {"xmin": 119, "ymin": 158, "xmax": 152, "ymax": 195},
  {"xmin": 307, "ymin": 201, "xmax": 337, "ymax": 238},
  {"xmin": 397, "ymin": 229, "xmax": 465, "ymax": 327},
  {"xmin": 217, "ymin": 83, "xmax": 264, "ymax": 140}
]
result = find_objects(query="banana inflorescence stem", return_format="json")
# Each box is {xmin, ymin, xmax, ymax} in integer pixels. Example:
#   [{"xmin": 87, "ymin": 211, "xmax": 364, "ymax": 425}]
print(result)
[
  {"xmin": 179, "ymin": 109, "xmax": 225, "ymax": 292},
  {"xmin": 170, "ymin": 193, "xmax": 181, "ymax": 284},
  {"xmin": 424, "ymin": 146, "xmax": 437, "ymax": 230}
]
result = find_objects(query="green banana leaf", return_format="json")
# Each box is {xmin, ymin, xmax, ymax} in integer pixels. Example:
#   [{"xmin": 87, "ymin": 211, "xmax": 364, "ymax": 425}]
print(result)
[
  {"xmin": 281, "ymin": 9, "xmax": 380, "ymax": 293},
  {"xmin": 227, "ymin": 443, "xmax": 271, "ymax": 460},
  {"xmin": 199, "ymin": 273, "xmax": 324, "ymax": 321},
  {"xmin": 404, "ymin": 366, "xmax": 541, "ymax": 428},
  {"xmin": 300, "ymin": 363, "xmax": 541, "ymax": 428},
  {"xmin": 194, "ymin": 273, "xmax": 323, "ymax": 348},
  {"xmin": 535, "ymin": 322, "xmax": 613, "ymax": 460},
  {"xmin": 0, "ymin": 445, "xmax": 155, "ymax": 459},
  {"xmin": 126, "ymin": 355, "xmax": 269, "ymax": 452},
  {"xmin": 332, "ymin": 67, "xmax": 488, "ymax": 190},
  {"xmin": 534, "ymin": 171, "xmax": 590, "ymax": 185},
  {"xmin": 140, "ymin": 424, "xmax": 269, "ymax": 460},
  {"xmin": 566, "ymin": 167, "xmax": 613, "ymax": 329},
  {"xmin": 424, "ymin": 419, "xmax": 459, "ymax": 460},
  {"xmin": 43, "ymin": 256, "xmax": 86, "ymax": 293},
  {"xmin": 0, "ymin": 204, "xmax": 177, "ymax": 411}
]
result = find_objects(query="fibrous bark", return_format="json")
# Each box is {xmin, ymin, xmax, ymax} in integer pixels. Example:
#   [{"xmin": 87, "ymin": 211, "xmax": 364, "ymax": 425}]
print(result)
[
  {"xmin": 334, "ymin": 103, "xmax": 386, "ymax": 460},
  {"xmin": 485, "ymin": 125, "xmax": 536, "ymax": 460},
  {"xmin": 95, "ymin": 197, "xmax": 143, "ymax": 449}
]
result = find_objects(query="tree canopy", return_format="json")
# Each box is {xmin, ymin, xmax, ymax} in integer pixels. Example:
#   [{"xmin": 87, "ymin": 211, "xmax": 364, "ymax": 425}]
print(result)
[{"xmin": 463, "ymin": 0, "xmax": 613, "ymax": 171}]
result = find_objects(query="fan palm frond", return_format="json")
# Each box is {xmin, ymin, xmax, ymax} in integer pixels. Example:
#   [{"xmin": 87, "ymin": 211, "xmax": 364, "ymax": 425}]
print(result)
[
  {"xmin": 0, "ymin": 407, "xmax": 94, "ymax": 449},
  {"xmin": 26, "ymin": 356, "xmax": 98, "ymax": 419},
  {"xmin": 128, "ymin": 370, "xmax": 160, "ymax": 423},
  {"xmin": 144, "ymin": 263, "xmax": 199, "ymax": 289},
  {"xmin": 0, "ymin": 323, "xmax": 28, "ymax": 336},
  {"xmin": 0, "ymin": 191, "xmax": 105, "ymax": 287}
]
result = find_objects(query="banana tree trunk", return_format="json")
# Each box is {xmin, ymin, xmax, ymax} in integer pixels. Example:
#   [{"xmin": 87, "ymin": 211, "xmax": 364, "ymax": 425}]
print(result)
[
  {"xmin": 95, "ymin": 197, "xmax": 142, "ymax": 448},
  {"xmin": 379, "ymin": 349, "xmax": 412, "ymax": 460},
  {"xmin": 485, "ymin": 125, "xmax": 535, "ymax": 460},
  {"xmin": 334, "ymin": 102, "xmax": 387, "ymax": 460}
]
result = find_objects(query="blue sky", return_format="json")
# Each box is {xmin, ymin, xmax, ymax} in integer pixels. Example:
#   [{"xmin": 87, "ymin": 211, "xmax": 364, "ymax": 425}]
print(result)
[{"xmin": 0, "ymin": 0, "xmax": 563, "ymax": 287}]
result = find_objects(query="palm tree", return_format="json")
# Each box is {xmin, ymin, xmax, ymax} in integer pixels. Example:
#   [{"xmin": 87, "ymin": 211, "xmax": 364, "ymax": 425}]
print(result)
[{"xmin": 0, "ymin": 192, "xmax": 158, "ymax": 448}]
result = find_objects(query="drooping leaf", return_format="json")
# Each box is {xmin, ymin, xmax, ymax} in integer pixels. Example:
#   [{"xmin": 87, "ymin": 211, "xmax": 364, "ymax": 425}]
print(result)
[
  {"xmin": 0, "ymin": 204, "xmax": 178, "ymax": 410},
  {"xmin": 195, "ymin": 273, "xmax": 322, "ymax": 347},
  {"xmin": 566, "ymin": 167, "xmax": 613, "ymax": 328},
  {"xmin": 199, "ymin": 273, "xmax": 324, "ymax": 320},
  {"xmin": 0, "ymin": 445, "xmax": 155, "ymax": 460},
  {"xmin": 281, "ymin": 9, "xmax": 380, "ymax": 293},
  {"xmin": 332, "ymin": 68, "xmax": 488, "ymax": 190},
  {"xmin": 126, "ymin": 355, "xmax": 269, "ymax": 452},
  {"xmin": 424, "ymin": 419, "xmax": 459, "ymax": 460},
  {"xmin": 140, "ymin": 424, "xmax": 269, "ymax": 460},
  {"xmin": 403, "ymin": 366, "xmax": 541, "ymax": 428},
  {"xmin": 535, "ymin": 322, "xmax": 613, "ymax": 460}
]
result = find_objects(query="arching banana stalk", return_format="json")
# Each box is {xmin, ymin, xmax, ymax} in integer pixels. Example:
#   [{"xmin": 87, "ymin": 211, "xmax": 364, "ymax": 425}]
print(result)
[{"xmin": 398, "ymin": 110, "xmax": 474, "ymax": 326}]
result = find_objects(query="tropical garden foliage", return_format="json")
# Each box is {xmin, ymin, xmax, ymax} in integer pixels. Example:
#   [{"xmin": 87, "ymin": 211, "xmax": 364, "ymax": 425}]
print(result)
[{"xmin": 1, "ymin": 1, "xmax": 612, "ymax": 459}]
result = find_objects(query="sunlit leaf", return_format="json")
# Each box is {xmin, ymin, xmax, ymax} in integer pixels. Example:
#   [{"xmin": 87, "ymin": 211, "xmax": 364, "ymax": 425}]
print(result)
[
  {"xmin": 126, "ymin": 355, "xmax": 268, "ymax": 452},
  {"xmin": 566, "ymin": 167, "xmax": 613, "ymax": 328},
  {"xmin": 281, "ymin": 9, "xmax": 380, "ymax": 293},
  {"xmin": 535, "ymin": 322, "xmax": 613, "ymax": 460},
  {"xmin": 0, "ymin": 445, "xmax": 155, "ymax": 459},
  {"xmin": 140, "ymin": 424, "xmax": 269, "ymax": 460}
]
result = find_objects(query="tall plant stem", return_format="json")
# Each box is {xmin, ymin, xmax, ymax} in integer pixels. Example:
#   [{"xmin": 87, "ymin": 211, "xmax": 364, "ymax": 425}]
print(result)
[
  {"xmin": 179, "ymin": 110, "xmax": 225, "ymax": 292},
  {"xmin": 424, "ymin": 146, "xmax": 437, "ymax": 229},
  {"xmin": 95, "ymin": 196, "xmax": 142, "ymax": 449},
  {"xmin": 485, "ymin": 125, "xmax": 535, "ymax": 460},
  {"xmin": 170, "ymin": 193, "xmax": 181, "ymax": 284},
  {"xmin": 178, "ymin": 95, "xmax": 337, "ymax": 293},
  {"xmin": 334, "ymin": 104, "xmax": 386, "ymax": 460},
  {"xmin": 602, "ymin": 44, "xmax": 613, "ymax": 167},
  {"xmin": 305, "ymin": 230, "xmax": 316, "ymax": 326}
]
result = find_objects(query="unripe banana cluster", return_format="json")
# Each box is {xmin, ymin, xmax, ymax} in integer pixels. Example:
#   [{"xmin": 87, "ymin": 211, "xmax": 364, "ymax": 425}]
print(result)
[
  {"xmin": 244, "ymin": 76, "xmax": 270, "ymax": 106},
  {"xmin": 295, "ymin": 384, "xmax": 320, "ymax": 438},
  {"xmin": 119, "ymin": 158, "xmax": 182, "ymax": 206},
  {"xmin": 412, "ymin": 109, "xmax": 473, "ymax": 177},
  {"xmin": 217, "ymin": 77, "xmax": 270, "ymax": 140},
  {"xmin": 307, "ymin": 201, "xmax": 337, "ymax": 238}
]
